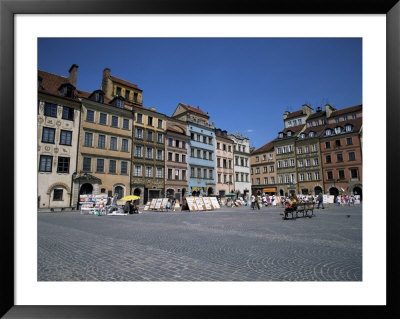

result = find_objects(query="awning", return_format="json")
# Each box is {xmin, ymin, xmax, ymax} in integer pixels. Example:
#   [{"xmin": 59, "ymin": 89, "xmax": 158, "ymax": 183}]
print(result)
[{"xmin": 262, "ymin": 188, "xmax": 277, "ymax": 192}]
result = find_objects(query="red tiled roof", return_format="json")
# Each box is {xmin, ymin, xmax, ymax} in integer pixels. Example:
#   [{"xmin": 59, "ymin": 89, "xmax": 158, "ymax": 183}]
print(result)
[
  {"xmin": 285, "ymin": 110, "xmax": 304, "ymax": 119},
  {"xmin": 180, "ymin": 103, "xmax": 209, "ymax": 117},
  {"xmin": 282, "ymin": 124, "xmax": 305, "ymax": 134},
  {"xmin": 38, "ymin": 70, "xmax": 70, "ymax": 95},
  {"xmin": 307, "ymin": 111, "xmax": 326, "ymax": 120},
  {"xmin": 303, "ymin": 125, "xmax": 325, "ymax": 134},
  {"xmin": 252, "ymin": 140, "xmax": 274, "ymax": 154},
  {"xmin": 110, "ymin": 75, "xmax": 140, "ymax": 90},
  {"xmin": 75, "ymin": 89, "xmax": 112, "ymax": 105},
  {"xmin": 331, "ymin": 104, "xmax": 362, "ymax": 117}
]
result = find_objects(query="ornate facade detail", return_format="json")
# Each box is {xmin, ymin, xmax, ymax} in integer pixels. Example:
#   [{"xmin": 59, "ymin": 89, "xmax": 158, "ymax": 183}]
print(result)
[{"xmin": 46, "ymin": 182, "xmax": 71, "ymax": 195}]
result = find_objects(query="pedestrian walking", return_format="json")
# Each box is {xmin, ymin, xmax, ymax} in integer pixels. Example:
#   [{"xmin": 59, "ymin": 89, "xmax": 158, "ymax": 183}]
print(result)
[
  {"xmin": 251, "ymin": 195, "xmax": 256, "ymax": 210},
  {"xmin": 317, "ymin": 193, "xmax": 324, "ymax": 209}
]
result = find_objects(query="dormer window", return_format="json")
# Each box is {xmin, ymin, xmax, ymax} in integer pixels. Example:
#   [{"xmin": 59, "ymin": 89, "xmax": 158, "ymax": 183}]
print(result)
[
  {"xmin": 58, "ymin": 83, "xmax": 75, "ymax": 98},
  {"xmin": 326, "ymin": 129, "xmax": 332, "ymax": 136},
  {"xmin": 111, "ymin": 96, "xmax": 125, "ymax": 108},
  {"xmin": 345, "ymin": 124, "xmax": 353, "ymax": 132},
  {"xmin": 309, "ymin": 131, "xmax": 315, "ymax": 137},
  {"xmin": 300, "ymin": 133, "xmax": 305, "ymax": 139},
  {"xmin": 287, "ymin": 131, "xmax": 292, "ymax": 137},
  {"xmin": 279, "ymin": 132, "xmax": 283, "ymax": 138},
  {"xmin": 334, "ymin": 127, "xmax": 342, "ymax": 134},
  {"xmin": 91, "ymin": 90, "xmax": 104, "ymax": 104}
]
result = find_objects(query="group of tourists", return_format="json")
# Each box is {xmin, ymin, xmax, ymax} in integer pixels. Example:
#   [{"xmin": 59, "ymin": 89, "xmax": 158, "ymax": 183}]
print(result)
[
  {"xmin": 335, "ymin": 194, "xmax": 356, "ymax": 206},
  {"xmin": 123, "ymin": 200, "xmax": 139, "ymax": 214}
]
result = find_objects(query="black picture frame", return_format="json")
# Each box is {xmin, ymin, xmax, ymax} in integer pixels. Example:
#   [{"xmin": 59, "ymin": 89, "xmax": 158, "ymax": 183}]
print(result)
[{"xmin": 1, "ymin": 0, "xmax": 399, "ymax": 318}]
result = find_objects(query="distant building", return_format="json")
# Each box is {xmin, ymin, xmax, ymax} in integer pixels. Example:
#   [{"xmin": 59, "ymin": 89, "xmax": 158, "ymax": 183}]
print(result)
[
  {"xmin": 164, "ymin": 117, "xmax": 189, "ymax": 201},
  {"xmin": 229, "ymin": 133, "xmax": 251, "ymax": 199},
  {"xmin": 214, "ymin": 128, "xmax": 234, "ymax": 196},
  {"xmin": 250, "ymin": 140, "xmax": 277, "ymax": 195},
  {"xmin": 37, "ymin": 65, "xmax": 81, "ymax": 209},
  {"xmin": 172, "ymin": 103, "xmax": 216, "ymax": 196}
]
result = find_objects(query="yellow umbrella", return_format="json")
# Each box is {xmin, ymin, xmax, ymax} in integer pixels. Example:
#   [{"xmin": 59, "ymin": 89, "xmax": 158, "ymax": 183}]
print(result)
[{"xmin": 120, "ymin": 195, "xmax": 140, "ymax": 201}]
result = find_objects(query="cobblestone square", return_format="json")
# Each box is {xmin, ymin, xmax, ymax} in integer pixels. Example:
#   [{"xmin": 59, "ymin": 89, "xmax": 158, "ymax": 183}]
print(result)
[{"xmin": 38, "ymin": 204, "xmax": 362, "ymax": 281}]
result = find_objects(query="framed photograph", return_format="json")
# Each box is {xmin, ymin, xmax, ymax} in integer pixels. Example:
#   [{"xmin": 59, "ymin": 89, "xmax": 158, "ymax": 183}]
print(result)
[{"xmin": 1, "ymin": 0, "xmax": 399, "ymax": 318}]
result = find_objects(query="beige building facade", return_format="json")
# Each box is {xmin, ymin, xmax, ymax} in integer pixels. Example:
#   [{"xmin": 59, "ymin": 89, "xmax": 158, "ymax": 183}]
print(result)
[
  {"xmin": 215, "ymin": 129, "xmax": 234, "ymax": 196},
  {"xmin": 37, "ymin": 66, "xmax": 81, "ymax": 209}
]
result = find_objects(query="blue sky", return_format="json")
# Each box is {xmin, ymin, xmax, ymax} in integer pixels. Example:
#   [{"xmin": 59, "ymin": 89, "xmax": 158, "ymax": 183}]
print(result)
[{"xmin": 38, "ymin": 38, "xmax": 362, "ymax": 149}]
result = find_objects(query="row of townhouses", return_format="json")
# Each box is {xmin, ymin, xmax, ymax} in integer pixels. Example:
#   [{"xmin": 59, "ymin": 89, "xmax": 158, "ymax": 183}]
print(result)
[
  {"xmin": 250, "ymin": 104, "xmax": 363, "ymax": 199},
  {"xmin": 37, "ymin": 65, "xmax": 252, "ymax": 209}
]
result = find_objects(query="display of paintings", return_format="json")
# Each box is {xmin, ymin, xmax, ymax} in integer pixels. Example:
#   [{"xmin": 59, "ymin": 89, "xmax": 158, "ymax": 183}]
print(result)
[
  {"xmin": 155, "ymin": 198, "xmax": 162, "ymax": 209},
  {"xmin": 161, "ymin": 198, "xmax": 169, "ymax": 210},
  {"xmin": 186, "ymin": 197, "xmax": 198, "ymax": 211},
  {"xmin": 210, "ymin": 197, "xmax": 220, "ymax": 209},
  {"xmin": 195, "ymin": 197, "xmax": 205, "ymax": 210},
  {"xmin": 150, "ymin": 199, "xmax": 157, "ymax": 209},
  {"xmin": 174, "ymin": 200, "xmax": 180, "ymax": 209},
  {"xmin": 144, "ymin": 202, "xmax": 151, "ymax": 211},
  {"xmin": 202, "ymin": 197, "xmax": 212, "ymax": 210}
]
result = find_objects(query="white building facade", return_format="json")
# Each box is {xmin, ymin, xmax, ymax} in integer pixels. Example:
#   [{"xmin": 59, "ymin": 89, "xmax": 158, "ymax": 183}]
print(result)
[{"xmin": 229, "ymin": 133, "xmax": 252, "ymax": 200}]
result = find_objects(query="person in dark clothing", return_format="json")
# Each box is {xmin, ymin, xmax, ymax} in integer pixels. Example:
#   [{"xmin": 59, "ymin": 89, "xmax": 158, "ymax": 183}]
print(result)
[
  {"xmin": 123, "ymin": 200, "xmax": 131, "ymax": 214},
  {"xmin": 317, "ymin": 193, "xmax": 324, "ymax": 209},
  {"xmin": 130, "ymin": 200, "xmax": 139, "ymax": 214}
]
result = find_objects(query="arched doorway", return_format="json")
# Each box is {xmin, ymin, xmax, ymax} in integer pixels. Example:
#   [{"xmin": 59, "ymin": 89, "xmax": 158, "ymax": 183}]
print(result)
[
  {"xmin": 314, "ymin": 186, "xmax": 323, "ymax": 195},
  {"xmin": 114, "ymin": 186, "xmax": 124, "ymax": 199},
  {"xmin": 182, "ymin": 188, "xmax": 186, "ymax": 199},
  {"xmin": 166, "ymin": 188, "xmax": 175, "ymax": 198},
  {"xmin": 279, "ymin": 189, "xmax": 284, "ymax": 196},
  {"xmin": 207, "ymin": 187, "xmax": 213, "ymax": 196},
  {"xmin": 353, "ymin": 186, "xmax": 362, "ymax": 200},
  {"xmin": 80, "ymin": 183, "xmax": 93, "ymax": 195},
  {"xmin": 192, "ymin": 191, "xmax": 200, "ymax": 196},
  {"xmin": 329, "ymin": 187, "xmax": 339, "ymax": 196}
]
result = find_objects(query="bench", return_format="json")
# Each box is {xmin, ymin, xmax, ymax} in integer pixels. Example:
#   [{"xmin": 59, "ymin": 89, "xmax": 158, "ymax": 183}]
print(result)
[{"xmin": 295, "ymin": 202, "xmax": 315, "ymax": 218}]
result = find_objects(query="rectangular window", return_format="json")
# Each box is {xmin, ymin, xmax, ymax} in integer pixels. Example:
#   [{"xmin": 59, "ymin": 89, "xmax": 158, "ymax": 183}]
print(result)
[
  {"xmin": 44, "ymin": 102, "xmax": 57, "ymax": 117},
  {"xmin": 312, "ymin": 144, "xmax": 317, "ymax": 152},
  {"xmin": 209, "ymin": 137, "xmax": 213, "ymax": 145},
  {"xmin": 86, "ymin": 109, "xmax": 94, "ymax": 122},
  {"xmin": 175, "ymin": 153, "xmax": 179, "ymax": 162},
  {"xmin": 223, "ymin": 144, "xmax": 226, "ymax": 151},
  {"xmin": 39, "ymin": 155, "xmax": 52, "ymax": 172},
  {"xmin": 337, "ymin": 153, "xmax": 343, "ymax": 162},
  {"xmin": 146, "ymin": 167, "xmax": 152, "ymax": 177},
  {"xmin": 218, "ymin": 173, "xmax": 221, "ymax": 183},
  {"xmin": 134, "ymin": 165, "xmax": 142, "ymax": 177},
  {"xmin": 116, "ymin": 87, "xmax": 121, "ymax": 96},
  {"xmin": 229, "ymin": 146, "xmax": 232, "ymax": 152},
  {"xmin": 182, "ymin": 141, "xmax": 186, "ymax": 149},
  {"xmin": 136, "ymin": 128, "xmax": 143, "ymax": 139},
  {"xmin": 209, "ymin": 152, "xmax": 212, "ymax": 161},
  {"xmin": 229, "ymin": 160, "xmax": 232, "ymax": 169},
  {"xmin": 136, "ymin": 113, "xmax": 142, "ymax": 123},
  {"xmin": 197, "ymin": 150, "xmax": 201, "ymax": 158},
  {"xmin": 325, "ymin": 141, "xmax": 331, "ymax": 149},
  {"xmin": 348, "ymin": 152, "xmax": 356, "ymax": 161},
  {"xmin": 307, "ymin": 173, "xmax": 312, "ymax": 181},
  {"xmin": 168, "ymin": 169, "xmax": 173, "ymax": 180},
  {"xmin": 327, "ymin": 171, "xmax": 333, "ymax": 180},
  {"xmin": 298, "ymin": 160, "xmax": 303, "ymax": 167},
  {"xmin": 99, "ymin": 113, "xmax": 107, "ymax": 125},
  {"xmin": 59, "ymin": 130, "xmax": 72, "ymax": 145},
  {"xmin": 290, "ymin": 159, "xmax": 295, "ymax": 167},
  {"xmin": 191, "ymin": 148, "xmax": 194, "ymax": 157},
  {"xmin": 133, "ymin": 92, "xmax": 138, "ymax": 102},
  {"xmin": 305, "ymin": 146, "xmax": 310, "ymax": 153},
  {"xmin": 53, "ymin": 189, "xmax": 63, "ymax": 201},
  {"xmin": 297, "ymin": 147, "xmax": 302, "ymax": 154},
  {"xmin": 62, "ymin": 106, "xmax": 74, "ymax": 120},
  {"xmin": 111, "ymin": 116, "xmax": 118, "ymax": 127},
  {"xmin": 147, "ymin": 131, "xmax": 153, "ymax": 142},
  {"xmin": 197, "ymin": 168, "xmax": 202, "ymax": 178},
  {"xmin": 83, "ymin": 157, "xmax": 91, "ymax": 171},
  {"xmin": 209, "ymin": 170, "xmax": 213, "ymax": 180},
  {"xmin": 168, "ymin": 152, "xmax": 173, "ymax": 161},
  {"xmin": 157, "ymin": 133, "xmax": 163, "ymax": 143},
  {"xmin": 285, "ymin": 175, "xmax": 290, "ymax": 183},
  {"xmin": 182, "ymin": 170, "xmax": 186, "ymax": 180},
  {"xmin": 326, "ymin": 155, "xmax": 331, "ymax": 163},
  {"xmin": 121, "ymin": 139, "xmax": 128, "ymax": 152},
  {"xmin": 346, "ymin": 137, "xmax": 353, "ymax": 145},
  {"xmin": 202, "ymin": 136, "xmax": 206, "ymax": 144},
  {"xmin": 204, "ymin": 169, "xmax": 208, "ymax": 179},
  {"xmin": 123, "ymin": 119, "xmax": 130, "ymax": 130},
  {"xmin": 158, "ymin": 119, "xmax": 162, "ymax": 128},
  {"xmin": 96, "ymin": 159, "xmax": 104, "ymax": 172},
  {"xmin": 157, "ymin": 149, "xmax": 163, "ymax": 160},
  {"xmin": 270, "ymin": 166, "xmax": 274, "ymax": 172},
  {"xmin": 84, "ymin": 132, "xmax": 93, "ymax": 147},
  {"xmin": 156, "ymin": 167, "xmax": 163, "ymax": 178},
  {"xmin": 256, "ymin": 178, "xmax": 260, "ymax": 185},
  {"xmin": 277, "ymin": 161, "xmax": 282, "ymax": 168},
  {"xmin": 110, "ymin": 137, "xmax": 117, "ymax": 150},
  {"xmin": 168, "ymin": 138, "xmax": 173, "ymax": 146},
  {"xmin": 125, "ymin": 90, "xmax": 130, "ymax": 100},
  {"xmin": 255, "ymin": 156, "xmax": 259, "ymax": 162},
  {"xmin": 299, "ymin": 173, "xmax": 304, "ymax": 181},
  {"xmin": 315, "ymin": 172, "xmax": 320, "ymax": 180},
  {"xmin": 135, "ymin": 145, "xmax": 142, "ymax": 157},
  {"xmin": 339, "ymin": 170, "xmax": 345, "ymax": 179},
  {"xmin": 203, "ymin": 151, "xmax": 207, "ymax": 160},
  {"xmin": 96, "ymin": 135, "xmax": 105, "ymax": 149},
  {"xmin": 278, "ymin": 175, "xmax": 283, "ymax": 184},
  {"xmin": 42, "ymin": 127, "xmax": 55, "ymax": 143},
  {"xmin": 191, "ymin": 167, "xmax": 195, "ymax": 178},
  {"xmin": 182, "ymin": 154, "xmax": 186, "ymax": 163},
  {"xmin": 313, "ymin": 158, "xmax": 319, "ymax": 166},
  {"xmin": 256, "ymin": 168, "xmax": 260, "ymax": 174},
  {"xmin": 284, "ymin": 160, "xmax": 288, "ymax": 167},
  {"xmin": 146, "ymin": 147, "xmax": 153, "ymax": 159},
  {"xmin": 351, "ymin": 168, "xmax": 358, "ymax": 178},
  {"xmin": 264, "ymin": 177, "xmax": 268, "ymax": 184},
  {"xmin": 306, "ymin": 159, "xmax": 311, "ymax": 166},
  {"xmin": 335, "ymin": 139, "xmax": 341, "ymax": 147},
  {"xmin": 147, "ymin": 116, "xmax": 153, "ymax": 126},
  {"xmin": 57, "ymin": 157, "xmax": 70, "ymax": 173}
]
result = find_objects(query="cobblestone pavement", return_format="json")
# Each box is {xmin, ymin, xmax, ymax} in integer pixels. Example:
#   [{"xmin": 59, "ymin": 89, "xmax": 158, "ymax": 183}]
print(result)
[{"xmin": 38, "ymin": 204, "xmax": 362, "ymax": 281}]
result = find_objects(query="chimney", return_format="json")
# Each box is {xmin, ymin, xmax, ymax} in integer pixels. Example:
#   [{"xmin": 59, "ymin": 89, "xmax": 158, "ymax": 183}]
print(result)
[
  {"xmin": 68, "ymin": 64, "xmax": 79, "ymax": 87},
  {"xmin": 316, "ymin": 106, "xmax": 322, "ymax": 112},
  {"xmin": 102, "ymin": 68, "xmax": 112, "ymax": 99},
  {"xmin": 302, "ymin": 104, "xmax": 314, "ymax": 116},
  {"xmin": 283, "ymin": 111, "xmax": 290, "ymax": 120},
  {"xmin": 325, "ymin": 104, "xmax": 336, "ymax": 118}
]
